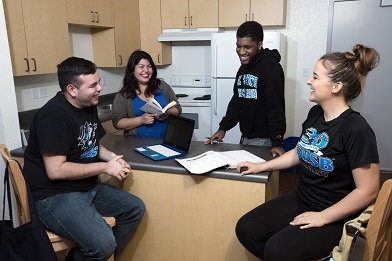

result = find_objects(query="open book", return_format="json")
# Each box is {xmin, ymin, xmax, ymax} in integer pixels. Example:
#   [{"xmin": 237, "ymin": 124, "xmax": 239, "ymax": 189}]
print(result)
[
  {"xmin": 140, "ymin": 99, "xmax": 177, "ymax": 116},
  {"xmin": 175, "ymin": 150, "xmax": 265, "ymax": 174}
]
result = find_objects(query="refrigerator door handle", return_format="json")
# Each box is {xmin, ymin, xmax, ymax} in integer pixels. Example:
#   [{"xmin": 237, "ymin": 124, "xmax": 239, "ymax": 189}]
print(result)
[
  {"xmin": 212, "ymin": 38, "xmax": 218, "ymax": 78},
  {"xmin": 212, "ymin": 80, "xmax": 217, "ymax": 116}
]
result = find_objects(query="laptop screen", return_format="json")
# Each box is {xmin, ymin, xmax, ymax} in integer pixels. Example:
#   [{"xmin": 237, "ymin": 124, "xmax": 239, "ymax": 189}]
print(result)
[{"xmin": 163, "ymin": 115, "xmax": 195, "ymax": 153}]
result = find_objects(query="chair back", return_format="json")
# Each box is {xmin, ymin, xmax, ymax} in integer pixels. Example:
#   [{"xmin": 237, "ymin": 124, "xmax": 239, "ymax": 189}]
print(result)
[
  {"xmin": 364, "ymin": 179, "xmax": 392, "ymax": 261},
  {"xmin": 0, "ymin": 144, "xmax": 31, "ymax": 225}
]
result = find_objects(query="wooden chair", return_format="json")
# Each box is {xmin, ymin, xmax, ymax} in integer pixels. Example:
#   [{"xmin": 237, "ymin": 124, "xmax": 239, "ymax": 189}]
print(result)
[
  {"xmin": 0, "ymin": 144, "xmax": 116, "ymax": 261},
  {"xmin": 364, "ymin": 179, "xmax": 392, "ymax": 261}
]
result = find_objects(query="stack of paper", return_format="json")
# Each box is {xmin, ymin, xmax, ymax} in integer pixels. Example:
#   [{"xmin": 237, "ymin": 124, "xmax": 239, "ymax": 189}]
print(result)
[{"xmin": 175, "ymin": 150, "xmax": 265, "ymax": 174}]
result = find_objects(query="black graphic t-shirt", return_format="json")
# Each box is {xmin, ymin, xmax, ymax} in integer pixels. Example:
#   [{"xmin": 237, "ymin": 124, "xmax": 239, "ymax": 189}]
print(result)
[
  {"xmin": 24, "ymin": 92, "xmax": 106, "ymax": 201},
  {"xmin": 297, "ymin": 105, "xmax": 379, "ymax": 212}
]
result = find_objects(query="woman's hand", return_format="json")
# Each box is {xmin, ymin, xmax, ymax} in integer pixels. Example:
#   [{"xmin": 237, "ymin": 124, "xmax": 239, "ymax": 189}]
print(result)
[
  {"xmin": 156, "ymin": 107, "xmax": 179, "ymax": 121},
  {"xmin": 290, "ymin": 212, "xmax": 326, "ymax": 229},
  {"xmin": 156, "ymin": 112, "xmax": 169, "ymax": 120},
  {"xmin": 236, "ymin": 161, "xmax": 264, "ymax": 175},
  {"xmin": 141, "ymin": 112, "xmax": 156, "ymax": 125}
]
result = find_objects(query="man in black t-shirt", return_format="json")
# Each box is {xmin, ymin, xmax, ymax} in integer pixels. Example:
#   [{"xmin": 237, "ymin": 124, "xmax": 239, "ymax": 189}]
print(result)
[{"xmin": 23, "ymin": 57, "xmax": 145, "ymax": 260}]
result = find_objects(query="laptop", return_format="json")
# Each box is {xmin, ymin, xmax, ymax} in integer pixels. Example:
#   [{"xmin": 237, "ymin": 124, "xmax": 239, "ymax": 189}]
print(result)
[{"xmin": 133, "ymin": 115, "xmax": 195, "ymax": 161}]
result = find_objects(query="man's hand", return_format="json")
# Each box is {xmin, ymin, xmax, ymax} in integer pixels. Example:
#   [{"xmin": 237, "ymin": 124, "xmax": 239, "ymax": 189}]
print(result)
[
  {"xmin": 106, "ymin": 155, "xmax": 131, "ymax": 181},
  {"xmin": 271, "ymin": 147, "xmax": 285, "ymax": 157},
  {"xmin": 205, "ymin": 130, "xmax": 225, "ymax": 144}
]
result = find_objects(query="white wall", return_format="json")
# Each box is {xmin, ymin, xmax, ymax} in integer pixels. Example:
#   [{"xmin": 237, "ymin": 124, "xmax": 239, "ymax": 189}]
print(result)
[
  {"xmin": 3, "ymin": 0, "xmax": 331, "ymax": 143},
  {"xmin": 281, "ymin": 0, "xmax": 330, "ymax": 136},
  {"xmin": 0, "ymin": 1, "xmax": 21, "ymax": 151}
]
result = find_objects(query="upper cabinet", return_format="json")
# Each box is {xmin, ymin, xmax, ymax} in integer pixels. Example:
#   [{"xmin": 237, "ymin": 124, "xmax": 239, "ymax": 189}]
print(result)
[
  {"xmin": 66, "ymin": 0, "xmax": 115, "ymax": 27},
  {"xmin": 161, "ymin": 0, "xmax": 218, "ymax": 29},
  {"xmin": 3, "ymin": 0, "xmax": 71, "ymax": 76},
  {"xmin": 91, "ymin": 0, "xmax": 141, "ymax": 67},
  {"xmin": 219, "ymin": 0, "xmax": 286, "ymax": 28},
  {"xmin": 139, "ymin": 0, "xmax": 172, "ymax": 65}
]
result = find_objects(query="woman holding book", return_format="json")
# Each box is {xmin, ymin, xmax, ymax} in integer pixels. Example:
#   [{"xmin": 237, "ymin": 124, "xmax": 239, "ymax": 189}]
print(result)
[
  {"xmin": 235, "ymin": 44, "xmax": 380, "ymax": 260},
  {"xmin": 112, "ymin": 50, "xmax": 181, "ymax": 138}
]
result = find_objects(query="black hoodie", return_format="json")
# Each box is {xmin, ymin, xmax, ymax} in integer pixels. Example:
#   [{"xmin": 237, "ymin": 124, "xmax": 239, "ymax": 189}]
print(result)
[{"xmin": 219, "ymin": 48, "xmax": 286, "ymax": 147}]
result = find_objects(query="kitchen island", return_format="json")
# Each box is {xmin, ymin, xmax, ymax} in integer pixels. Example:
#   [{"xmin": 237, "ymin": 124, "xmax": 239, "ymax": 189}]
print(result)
[
  {"xmin": 10, "ymin": 135, "xmax": 278, "ymax": 261},
  {"xmin": 101, "ymin": 135, "xmax": 278, "ymax": 261}
]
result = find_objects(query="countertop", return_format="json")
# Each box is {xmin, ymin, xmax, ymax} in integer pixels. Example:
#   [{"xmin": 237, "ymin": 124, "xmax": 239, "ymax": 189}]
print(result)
[
  {"xmin": 11, "ymin": 135, "xmax": 274, "ymax": 183},
  {"xmin": 101, "ymin": 135, "xmax": 273, "ymax": 183}
]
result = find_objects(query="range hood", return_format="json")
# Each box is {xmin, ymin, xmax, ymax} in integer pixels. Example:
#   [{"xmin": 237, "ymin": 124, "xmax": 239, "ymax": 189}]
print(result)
[{"xmin": 158, "ymin": 28, "xmax": 221, "ymax": 42}]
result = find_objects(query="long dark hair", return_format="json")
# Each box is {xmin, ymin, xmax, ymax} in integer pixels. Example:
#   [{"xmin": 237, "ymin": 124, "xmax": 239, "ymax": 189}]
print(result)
[{"xmin": 119, "ymin": 50, "xmax": 161, "ymax": 99}]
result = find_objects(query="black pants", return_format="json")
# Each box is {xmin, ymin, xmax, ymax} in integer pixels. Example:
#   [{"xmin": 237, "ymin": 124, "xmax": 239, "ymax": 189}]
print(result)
[{"xmin": 235, "ymin": 191, "xmax": 343, "ymax": 261}]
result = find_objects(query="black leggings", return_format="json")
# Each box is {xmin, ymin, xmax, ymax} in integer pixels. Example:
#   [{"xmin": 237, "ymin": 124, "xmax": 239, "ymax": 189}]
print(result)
[{"xmin": 235, "ymin": 191, "xmax": 343, "ymax": 261}]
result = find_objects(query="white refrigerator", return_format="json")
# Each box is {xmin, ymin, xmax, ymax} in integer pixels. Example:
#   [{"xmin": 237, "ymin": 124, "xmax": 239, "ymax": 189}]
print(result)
[{"xmin": 211, "ymin": 31, "xmax": 285, "ymax": 144}]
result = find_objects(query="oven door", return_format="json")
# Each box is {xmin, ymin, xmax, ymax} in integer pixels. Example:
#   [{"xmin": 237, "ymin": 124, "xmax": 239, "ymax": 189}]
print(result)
[{"xmin": 181, "ymin": 106, "xmax": 211, "ymax": 141}]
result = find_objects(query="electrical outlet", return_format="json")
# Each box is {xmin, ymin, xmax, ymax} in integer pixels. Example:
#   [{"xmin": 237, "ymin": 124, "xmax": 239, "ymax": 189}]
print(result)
[
  {"xmin": 31, "ymin": 88, "xmax": 39, "ymax": 99},
  {"xmin": 39, "ymin": 87, "xmax": 48, "ymax": 98}
]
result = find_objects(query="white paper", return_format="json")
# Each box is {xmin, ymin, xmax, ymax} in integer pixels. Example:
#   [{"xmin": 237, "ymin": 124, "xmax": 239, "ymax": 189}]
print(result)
[
  {"xmin": 175, "ymin": 150, "xmax": 265, "ymax": 174},
  {"xmin": 219, "ymin": 150, "xmax": 265, "ymax": 168}
]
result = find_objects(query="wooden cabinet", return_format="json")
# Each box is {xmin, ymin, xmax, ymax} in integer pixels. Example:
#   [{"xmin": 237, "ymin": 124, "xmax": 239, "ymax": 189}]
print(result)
[
  {"xmin": 161, "ymin": 0, "xmax": 218, "ymax": 29},
  {"xmin": 219, "ymin": 0, "xmax": 286, "ymax": 28},
  {"xmin": 139, "ymin": 0, "xmax": 172, "ymax": 65},
  {"xmin": 3, "ymin": 0, "xmax": 71, "ymax": 76},
  {"xmin": 91, "ymin": 0, "xmax": 141, "ymax": 67},
  {"xmin": 66, "ymin": 0, "xmax": 115, "ymax": 27}
]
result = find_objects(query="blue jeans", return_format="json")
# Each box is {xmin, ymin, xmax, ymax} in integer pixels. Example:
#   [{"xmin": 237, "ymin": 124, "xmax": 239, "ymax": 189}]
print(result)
[{"xmin": 35, "ymin": 182, "xmax": 145, "ymax": 261}]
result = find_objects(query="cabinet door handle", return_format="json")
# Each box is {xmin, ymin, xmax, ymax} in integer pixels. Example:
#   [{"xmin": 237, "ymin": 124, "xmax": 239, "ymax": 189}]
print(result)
[
  {"xmin": 31, "ymin": 58, "xmax": 37, "ymax": 72},
  {"xmin": 95, "ymin": 12, "xmax": 99, "ymax": 23},
  {"xmin": 118, "ymin": 55, "xmax": 122, "ymax": 65},
  {"xmin": 185, "ymin": 17, "xmax": 187, "ymax": 26},
  {"xmin": 91, "ymin": 11, "xmax": 95, "ymax": 22},
  {"xmin": 158, "ymin": 54, "xmax": 160, "ymax": 64},
  {"xmin": 190, "ymin": 16, "xmax": 193, "ymax": 26},
  {"xmin": 24, "ymin": 58, "xmax": 30, "ymax": 72}
]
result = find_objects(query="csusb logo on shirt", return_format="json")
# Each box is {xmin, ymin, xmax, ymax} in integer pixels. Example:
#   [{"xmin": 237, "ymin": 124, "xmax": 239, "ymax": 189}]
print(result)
[
  {"xmin": 78, "ymin": 121, "xmax": 98, "ymax": 159},
  {"xmin": 237, "ymin": 74, "xmax": 258, "ymax": 99},
  {"xmin": 297, "ymin": 127, "xmax": 334, "ymax": 177}
]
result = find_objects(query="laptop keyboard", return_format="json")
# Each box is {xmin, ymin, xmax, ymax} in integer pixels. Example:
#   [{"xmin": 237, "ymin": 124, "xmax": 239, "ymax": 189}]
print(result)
[{"xmin": 147, "ymin": 145, "xmax": 181, "ymax": 157}]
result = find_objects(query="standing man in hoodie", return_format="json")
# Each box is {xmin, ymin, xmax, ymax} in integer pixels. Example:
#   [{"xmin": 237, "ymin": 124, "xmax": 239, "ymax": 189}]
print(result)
[{"xmin": 206, "ymin": 21, "xmax": 286, "ymax": 156}]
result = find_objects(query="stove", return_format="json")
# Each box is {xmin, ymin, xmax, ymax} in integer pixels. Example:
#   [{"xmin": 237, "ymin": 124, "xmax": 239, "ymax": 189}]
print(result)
[
  {"xmin": 171, "ymin": 75, "xmax": 212, "ymax": 141},
  {"xmin": 171, "ymin": 75, "xmax": 211, "ymax": 106}
]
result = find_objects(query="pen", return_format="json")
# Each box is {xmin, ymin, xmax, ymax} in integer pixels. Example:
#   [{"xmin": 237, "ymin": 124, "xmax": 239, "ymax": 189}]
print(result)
[{"xmin": 205, "ymin": 137, "xmax": 224, "ymax": 143}]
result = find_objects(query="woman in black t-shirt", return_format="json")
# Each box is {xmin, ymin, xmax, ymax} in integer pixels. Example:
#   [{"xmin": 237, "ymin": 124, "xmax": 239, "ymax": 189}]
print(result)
[{"xmin": 235, "ymin": 44, "xmax": 381, "ymax": 260}]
